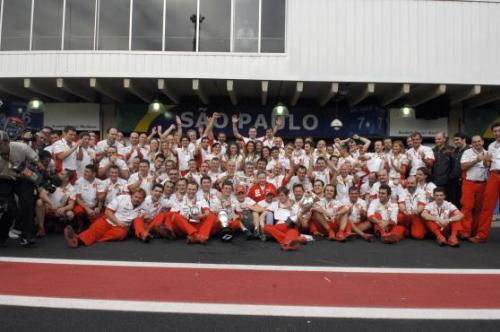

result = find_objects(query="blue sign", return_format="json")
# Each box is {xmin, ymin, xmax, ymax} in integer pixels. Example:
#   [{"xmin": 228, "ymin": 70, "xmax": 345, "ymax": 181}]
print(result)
[{"xmin": 119, "ymin": 104, "xmax": 387, "ymax": 138}]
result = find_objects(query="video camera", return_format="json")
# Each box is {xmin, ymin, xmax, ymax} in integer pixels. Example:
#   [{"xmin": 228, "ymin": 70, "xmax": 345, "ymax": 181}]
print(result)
[{"xmin": 11, "ymin": 161, "xmax": 61, "ymax": 193}]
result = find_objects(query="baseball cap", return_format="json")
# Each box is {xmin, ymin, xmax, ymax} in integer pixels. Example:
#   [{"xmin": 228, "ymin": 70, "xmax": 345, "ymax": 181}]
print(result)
[{"xmin": 235, "ymin": 185, "xmax": 246, "ymax": 194}]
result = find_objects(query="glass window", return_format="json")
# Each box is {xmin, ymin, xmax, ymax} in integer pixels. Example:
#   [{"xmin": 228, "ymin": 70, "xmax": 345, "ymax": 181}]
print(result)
[
  {"xmin": 164, "ymin": 0, "xmax": 196, "ymax": 51},
  {"xmin": 132, "ymin": 0, "xmax": 163, "ymax": 51},
  {"xmin": 199, "ymin": 0, "xmax": 231, "ymax": 52},
  {"xmin": 261, "ymin": 0, "xmax": 285, "ymax": 53},
  {"xmin": 233, "ymin": 0, "xmax": 258, "ymax": 52},
  {"xmin": 0, "ymin": 0, "xmax": 31, "ymax": 50},
  {"xmin": 32, "ymin": 0, "xmax": 64, "ymax": 50},
  {"xmin": 64, "ymin": 0, "xmax": 96, "ymax": 50},
  {"xmin": 98, "ymin": 0, "xmax": 130, "ymax": 50}
]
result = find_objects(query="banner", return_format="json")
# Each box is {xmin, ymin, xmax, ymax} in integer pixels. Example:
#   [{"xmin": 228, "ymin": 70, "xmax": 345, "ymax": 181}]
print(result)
[
  {"xmin": 117, "ymin": 104, "xmax": 388, "ymax": 138},
  {"xmin": 44, "ymin": 103, "xmax": 101, "ymax": 131},
  {"xmin": 0, "ymin": 101, "xmax": 43, "ymax": 130},
  {"xmin": 389, "ymin": 109, "xmax": 448, "ymax": 138},
  {"xmin": 464, "ymin": 107, "xmax": 500, "ymax": 139}
]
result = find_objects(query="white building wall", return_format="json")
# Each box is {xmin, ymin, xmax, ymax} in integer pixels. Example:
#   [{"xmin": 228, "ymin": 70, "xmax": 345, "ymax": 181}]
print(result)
[{"xmin": 0, "ymin": 0, "xmax": 499, "ymax": 85}]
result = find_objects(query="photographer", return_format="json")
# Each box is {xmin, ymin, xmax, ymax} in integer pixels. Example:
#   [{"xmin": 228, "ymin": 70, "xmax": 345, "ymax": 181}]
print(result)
[{"xmin": 0, "ymin": 130, "xmax": 41, "ymax": 247}]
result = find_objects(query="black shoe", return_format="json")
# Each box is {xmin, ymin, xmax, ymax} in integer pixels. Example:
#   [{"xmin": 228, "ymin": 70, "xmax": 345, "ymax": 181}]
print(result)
[
  {"xmin": 243, "ymin": 229, "xmax": 253, "ymax": 240},
  {"xmin": 220, "ymin": 227, "xmax": 234, "ymax": 242},
  {"xmin": 18, "ymin": 237, "xmax": 33, "ymax": 248}
]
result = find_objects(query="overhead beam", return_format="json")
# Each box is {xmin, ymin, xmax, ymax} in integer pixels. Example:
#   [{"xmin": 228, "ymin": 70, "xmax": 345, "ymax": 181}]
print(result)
[
  {"xmin": 466, "ymin": 88, "xmax": 500, "ymax": 108},
  {"xmin": 319, "ymin": 82, "xmax": 339, "ymax": 107},
  {"xmin": 348, "ymin": 83, "xmax": 375, "ymax": 107},
  {"xmin": 408, "ymin": 84, "xmax": 446, "ymax": 107},
  {"xmin": 124, "ymin": 79, "xmax": 153, "ymax": 103},
  {"xmin": 291, "ymin": 82, "xmax": 303, "ymax": 106},
  {"xmin": 24, "ymin": 78, "xmax": 68, "ymax": 101},
  {"xmin": 0, "ymin": 82, "xmax": 33, "ymax": 100},
  {"xmin": 450, "ymin": 85, "xmax": 481, "ymax": 105},
  {"xmin": 261, "ymin": 81, "xmax": 269, "ymax": 106},
  {"xmin": 226, "ymin": 80, "xmax": 237, "ymax": 106},
  {"xmin": 192, "ymin": 79, "xmax": 209, "ymax": 105},
  {"xmin": 89, "ymin": 78, "xmax": 122, "ymax": 102},
  {"xmin": 56, "ymin": 78, "xmax": 96, "ymax": 102},
  {"xmin": 381, "ymin": 83, "xmax": 411, "ymax": 106},
  {"xmin": 157, "ymin": 79, "xmax": 179, "ymax": 104}
]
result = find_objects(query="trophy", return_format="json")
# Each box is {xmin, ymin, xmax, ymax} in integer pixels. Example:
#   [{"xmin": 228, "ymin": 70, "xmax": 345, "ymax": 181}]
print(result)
[
  {"xmin": 189, "ymin": 206, "xmax": 201, "ymax": 223},
  {"xmin": 218, "ymin": 210, "xmax": 234, "ymax": 242}
]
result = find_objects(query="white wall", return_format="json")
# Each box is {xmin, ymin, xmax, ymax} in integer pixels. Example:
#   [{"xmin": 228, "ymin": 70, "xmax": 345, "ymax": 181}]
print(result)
[{"xmin": 1, "ymin": 0, "xmax": 500, "ymax": 85}]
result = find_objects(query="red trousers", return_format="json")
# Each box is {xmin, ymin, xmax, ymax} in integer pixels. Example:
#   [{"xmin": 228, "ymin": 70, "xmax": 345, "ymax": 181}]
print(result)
[
  {"xmin": 133, "ymin": 212, "xmax": 172, "ymax": 238},
  {"xmin": 170, "ymin": 212, "xmax": 218, "ymax": 238},
  {"xmin": 78, "ymin": 217, "xmax": 128, "ymax": 246},
  {"xmin": 308, "ymin": 218, "xmax": 335, "ymax": 236},
  {"xmin": 425, "ymin": 220, "xmax": 462, "ymax": 239},
  {"xmin": 73, "ymin": 204, "xmax": 100, "ymax": 224},
  {"xmin": 370, "ymin": 213, "xmax": 405, "ymax": 242},
  {"xmin": 477, "ymin": 172, "xmax": 500, "ymax": 239},
  {"xmin": 460, "ymin": 179, "xmax": 486, "ymax": 237},
  {"xmin": 264, "ymin": 223, "xmax": 300, "ymax": 247},
  {"xmin": 398, "ymin": 213, "xmax": 426, "ymax": 240}
]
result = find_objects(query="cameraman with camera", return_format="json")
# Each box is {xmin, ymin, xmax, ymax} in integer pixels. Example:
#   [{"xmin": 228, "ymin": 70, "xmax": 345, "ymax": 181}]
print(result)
[{"xmin": 0, "ymin": 130, "xmax": 42, "ymax": 247}]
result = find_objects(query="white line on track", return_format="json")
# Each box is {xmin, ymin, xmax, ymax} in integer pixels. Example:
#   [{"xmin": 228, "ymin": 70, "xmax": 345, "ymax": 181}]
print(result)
[
  {"xmin": 0, "ymin": 295, "xmax": 499, "ymax": 320},
  {"xmin": 1, "ymin": 257, "xmax": 500, "ymax": 275}
]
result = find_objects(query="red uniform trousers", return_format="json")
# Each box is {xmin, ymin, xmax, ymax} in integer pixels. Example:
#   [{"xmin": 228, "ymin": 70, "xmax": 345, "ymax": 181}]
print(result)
[
  {"xmin": 77, "ymin": 216, "xmax": 128, "ymax": 246},
  {"xmin": 425, "ymin": 220, "xmax": 462, "ymax": 239},
  {"xmin": 170, "ymin": 212, "xmax": 218, "ymax": 238},
  {"xmin": 133, "ymin": 212, "xmax": 172, "ymax": 239},
  {"xmin": 476, "ymin": 172, "xmax": 500, "ymax": 239},
  {"xmin": 460, "ymin": 179, "xmax": 486, "ymax": 237},
  {"xmin": 308, "ymin": 218, "xmax": 335, "ymax": 236},
  {"xmin": 370, "ymin": 213, "xmax": 405, "ymax": 242},
  {"xmin": 73, "ymin": 204, "xmax": 100, "ymax": 225},
  {"xmin": 264, "ymin": 223, "xmax": 300, "ymax": 248},
  {"xmin": 398, "ymin": 213, "xmax": 426, "ymax": 240}
]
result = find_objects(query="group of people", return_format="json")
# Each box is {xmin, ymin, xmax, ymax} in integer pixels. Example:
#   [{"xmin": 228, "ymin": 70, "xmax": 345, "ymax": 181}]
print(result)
[{"xmin": 0, "ymin": 112, "xmax": 499, "ymax": 251}]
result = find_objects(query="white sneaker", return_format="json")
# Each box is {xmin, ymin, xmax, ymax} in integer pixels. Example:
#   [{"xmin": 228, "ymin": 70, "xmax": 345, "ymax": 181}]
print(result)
[
  {"xmin": 9, "ymin": 229, "xmax": 21, "ymax": 239},
  {"xmin": 300, "ymin": 234, "xmax": 315, "ymax": 242}
]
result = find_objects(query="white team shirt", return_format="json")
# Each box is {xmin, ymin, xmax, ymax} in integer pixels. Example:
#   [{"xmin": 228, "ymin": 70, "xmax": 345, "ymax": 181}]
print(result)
[
  {"xmin": 370, "ymin": 181, "xmax": 405, "ymax": 202},
  {"xmin": 76, "ymin": 146, "xmax": 96, "ymax": 178},
  {"xmin": 399, "ymin": 189, "xmax": 426, "ymax": 214},
  {"xmin": 53, "ymin": 138, "xmax": 78, "ymax": 171},
  {"xmin": 416, "ymin": 182, "xmax": 437, "ymax": 203},
  {"xmin": 100, "ymin": 178, "xmax": 129, "ymax": 205},
  {"xmin": 267, "ymin": 201, "xmax": 292, "ymax": 223},
  {"xmin": 461, "ymin": 148, "xmax": 489, "ymax": 182},
  {"xmin": 487, "ymin": 141, "xmax": 500, "ymax": 171},
  {"xmin": 336, "ymin": 175, "xmax": 354, "ymax": 201},
  {"xmin": 48, "ymin": 183, "xmax": 75, "ymax": 209},
  {"xmin": 287, "ymin": 176, "xmax": 313, "ymax": 193},
  {"xmin": 175, "ymin": 147, "xmax": 194, "ymax": 171},
  {"xmin": 423, "ymin": 201, "xmax": 459, "ymax": 226},
  {"xmin": 106, "ymin": 195, "xmax": 144, "ymax": 227},
  {"xmin": 341, "ymin": 198, "xmax": 367, "ymax": 224},
  {"xmin": 312, "ymin": 168, "xmax": 332, "ymax": 185},
  {"xmin": 365, "ymin": 152, "xmax": 386, "ymax": 173},
  {"xmin": 407, "ymin": 145, "xmax": 434, "ymax": 176},
  {"xmin": 140, "ymin": 195, "xmax": 165, "ymax": 218},
  {"xmin": 74, "ymin": 177, "xmax": 101, "ymax": 208},
  {"xmin": 96, "ymin": 140, "xmax": 124, "ymax": 155},
  {"xmin": 127, "ymin": 172, "xmax": 155, "ymax": 196},
  {"xmin": 99, "ymin": 157, "xmax": 128, "ymax": 173},
  {"xmin": 367, "ymin": 199, "xmax": 399, "ymax": 223},
  {"xmin": 388, "ymin": 152, "xmax": 408, "ymax": 179},
  {"xmin": 318, "ymin": 198, "xmax": 345, "ymax": 219},
  {"xmin": 173, "ymin": 195, "xmax": 209, "ymax": 222}
]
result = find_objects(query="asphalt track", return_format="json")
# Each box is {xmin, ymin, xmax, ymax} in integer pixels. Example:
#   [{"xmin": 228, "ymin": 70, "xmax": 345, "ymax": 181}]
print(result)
[{"xmin": 1, "ymin": 228, "xmax": 500, "ymax": 331}]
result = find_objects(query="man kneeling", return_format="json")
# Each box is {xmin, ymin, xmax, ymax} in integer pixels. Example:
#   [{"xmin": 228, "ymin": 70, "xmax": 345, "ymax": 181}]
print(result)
[{"xmin": 64, "ymin": 189, "xmax": 146, "ymax": 248}]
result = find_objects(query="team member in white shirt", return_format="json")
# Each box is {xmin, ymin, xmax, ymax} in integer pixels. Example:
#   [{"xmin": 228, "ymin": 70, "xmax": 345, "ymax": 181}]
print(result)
[
  {"xmin": 407, "ymin": 132, "xmax": 435, "ymax": 176},
  {"xmin": 263, "ymin": 187, "xmax": 304, "ymax": 251},
  {"xmin": 120, "ymin": 132, "xmax": 148, "ymax": 163},
  {"xmin": 172, "ymin": 136, "xmax": 194, "ymax": 176},
  {"xmin": 76, "ymin": 132, "xmax": 96, "ymax": 179},
  {"xmin": 35, "ymin": 169, "xmax": 75, "ymax": 236},
  {"xmin": 52, "ymin": 126, "xmax": 79, "ymax": 176},
  {"xmin": 421, "ymin": 187, "xmax": 464, "ymax": 247},
  {"xmin": 72, "ymin": 164, "xmax": 103, "ymax": 229},
  {"xmin": 287, "ymin": 165, "xmax": 313, "ymax": 193},
  {"xmin": 133, "ymin": 183, "xmax": 166, "ymax": 242},
  {"xmin": 169, "ymin": 181, "xmax": 218, "ymax": 244},
  {"xmin": 475, "ymin": 122, "xmax": 500, "ymax": 243},
  {"xmin": 459, "ymin": 135, "xmax": 489, "ymax": 239},
  {"xmin": 98, "ymin": 146, "xmax": 129, "ymax": 179},
  {"xmin": 127, "ymin": 159, "xmax": 155, "ymax": 196},
  {"xmin": 309, "ymin": 184, "xmax": 347, "ymax": 241},
  {"xmin": 99, "ymin": 165, "xmax": 129, "ymax": 206},
  {"xmin": 341, "ymin": 187, "xmax": 372, "ymax": 242},
  {"xmin": 95, "ymin": 127, "xmax": 123, "ymax": 158},
  {"xmin": 230, "ymin": 184, "xmax": 264, "ymax": 239},
  {"xmin": 64, "ymin": 189, "xmax": 146, "ymax": 248},
  {"xmin": 367, "ymin": 184, "xmax": 405, "ymax": 244},
  {"xmin": 397, "ymin": 176, "xmax": 427, "ymax": 240},
  {"xmin": 333, "ymin": 164, "xmax": 354, "ymax": 202}
]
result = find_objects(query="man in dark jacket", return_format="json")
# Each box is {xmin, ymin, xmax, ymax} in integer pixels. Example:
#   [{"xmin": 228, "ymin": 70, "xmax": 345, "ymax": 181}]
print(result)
[{"xmin": 449, "ymin": 132, "xmax": 469, "ymax": 208}]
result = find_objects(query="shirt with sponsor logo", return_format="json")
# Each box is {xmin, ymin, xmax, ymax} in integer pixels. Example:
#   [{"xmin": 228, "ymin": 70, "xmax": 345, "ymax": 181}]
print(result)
[
  {"xmin": 100, "ymin": 178, "xmax": 129, "ymax": 205},
  {"xmin": 367, "ymin": 199, "xmax": 399, "ymax": 223},
  {"xmin": 74, "ymin": 177, "xmax": 101, "ymax": 208},
  {"xmin": 460, "ymin": 148, "xmax": 489, "ymax": 182},
  {"xmin": 106, "ymin": 195, "xmax": 144, "ymax": 227}
]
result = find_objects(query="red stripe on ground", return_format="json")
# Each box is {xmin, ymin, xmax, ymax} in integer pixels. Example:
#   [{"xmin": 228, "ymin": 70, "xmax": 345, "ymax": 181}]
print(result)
[{"xmin": 1, "ymin": 262, "xmax": 499, "ymax": 308}]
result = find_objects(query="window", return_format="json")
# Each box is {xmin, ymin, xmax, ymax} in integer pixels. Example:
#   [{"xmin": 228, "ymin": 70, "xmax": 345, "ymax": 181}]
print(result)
[
  {"xmin": 98, "ymin": 0, "xmax": 130, "ymax": 50},
  {"xmin": 32, "ymin": 0, "xmax": 64, "ymax": 50},
  {"xmin": 132, "ymin": 0, "xmax": 163, "ymax": 51},
  {"xmin": 64, "ymin": 0, "xmax": 96, "ymax": 50},
  {"xmin": 0, "ymin": 0, "xmax": 31, "ymax": 50},
  {"xmin": 233, "ymin": 0, "xmax": 259, "ymax": 52},
  {"xmin": 261, "ymin": 0, "xmax": 285, "ymax": 53},
  {"xmin": 164, "ymin": 0, "xmax": 196, "ymax": 51},
  {"xmin": 199, "ymin": 0, "xmax": 231, "ymax": 52}
]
